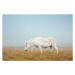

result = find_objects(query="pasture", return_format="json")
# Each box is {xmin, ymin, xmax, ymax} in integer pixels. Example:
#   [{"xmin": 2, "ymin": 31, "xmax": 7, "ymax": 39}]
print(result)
[{"xmin": 3, "ymin": 47, "xmax": 73, "ymax": 61}]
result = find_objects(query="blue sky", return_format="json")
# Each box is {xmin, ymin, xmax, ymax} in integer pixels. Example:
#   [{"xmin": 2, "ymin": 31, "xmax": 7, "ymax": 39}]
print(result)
[{"xmin": 3, "ymin": 15, "xmax": 73, "ymax": 47}]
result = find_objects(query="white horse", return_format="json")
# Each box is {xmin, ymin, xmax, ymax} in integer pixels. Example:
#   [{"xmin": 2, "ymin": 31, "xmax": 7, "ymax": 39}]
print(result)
[{"xmin": 25, "ymin": 37, "xmax": 58, "ymax": 54}]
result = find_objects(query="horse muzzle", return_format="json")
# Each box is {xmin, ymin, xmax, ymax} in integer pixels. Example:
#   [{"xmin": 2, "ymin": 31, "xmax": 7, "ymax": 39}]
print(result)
[{"xmin": 25, "ymin": 50, "xmax": 27, "ymax": 51}]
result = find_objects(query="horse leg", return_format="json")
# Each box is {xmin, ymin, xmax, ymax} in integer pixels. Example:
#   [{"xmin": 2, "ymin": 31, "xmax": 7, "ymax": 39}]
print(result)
[
  {"xmin": 31, "ymin": 45, "xmax": 34, "ymax": 52},
  {"xmin": 55, "ymin": 44, "xmax": 58, "ymax": 53},
  {"xmin": 39, "ymin": 46, "xmax": 42, "ymax": 54},
  {"xmin": 53, "ymin": 44, "xmax": 58, "ymax": 53},
  {"xmin": 50, "ymin": 46, "xmax": 53, "ymax": 53},
  {"xmin": 31, "ymin": 47, "xmax": 33, "ymax": 52}
]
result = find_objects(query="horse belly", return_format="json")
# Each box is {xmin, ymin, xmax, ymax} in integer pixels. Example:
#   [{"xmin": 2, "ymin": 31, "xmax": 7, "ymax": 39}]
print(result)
[
  {"xmin": 34, "ymin": 44, "xmax": 39, "ymax": 48},
  {"xmin": 41, "ymin": 44, "xmax": 50, "ymax": 48}
]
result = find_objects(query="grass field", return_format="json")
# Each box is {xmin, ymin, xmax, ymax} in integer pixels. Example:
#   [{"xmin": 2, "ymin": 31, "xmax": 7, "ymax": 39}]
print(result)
[{"xmin": 2, "ymin": 46, "xmax": 73, "ymax": 61}]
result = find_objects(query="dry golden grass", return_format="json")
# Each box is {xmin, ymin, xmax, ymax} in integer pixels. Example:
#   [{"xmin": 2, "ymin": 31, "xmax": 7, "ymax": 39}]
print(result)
[{"xmin": 2, "ymin": 47, "xmax": 73, "ymax": 61}]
